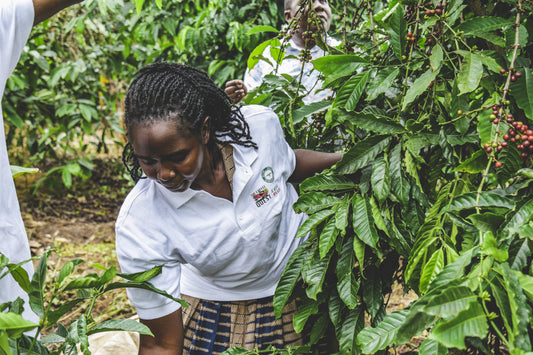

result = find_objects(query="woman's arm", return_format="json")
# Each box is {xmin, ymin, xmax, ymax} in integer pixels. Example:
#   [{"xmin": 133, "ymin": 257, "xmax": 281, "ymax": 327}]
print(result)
[
  {"xmin": 139, "ymin": 309, "xmax": 184, "ymax": 355},
  {"xmin": 289, "ymin": 149, "xmax": 343, "ymax": 183},
  {"xmin": 32, "ymin": 0, "xmax": 83, "ymax": 25}
]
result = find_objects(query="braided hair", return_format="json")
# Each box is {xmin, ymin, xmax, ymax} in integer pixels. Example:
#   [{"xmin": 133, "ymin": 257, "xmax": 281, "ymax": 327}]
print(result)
[{"xmin": 122, "ymin": 62, "xmax": 257, "ymax": 182}]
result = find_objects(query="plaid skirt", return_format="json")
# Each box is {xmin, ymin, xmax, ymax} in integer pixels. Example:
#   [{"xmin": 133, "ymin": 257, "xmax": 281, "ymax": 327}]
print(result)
[{"xmin": 181, "ymin": 294, "xmax": 303, "ymax": 354}]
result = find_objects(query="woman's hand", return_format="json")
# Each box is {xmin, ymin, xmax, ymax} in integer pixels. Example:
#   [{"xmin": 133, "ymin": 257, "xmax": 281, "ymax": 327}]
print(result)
[
  {"xmin": 139, "ymin": 309, "xmax": 184, "ymax": 355},
  {"xmin": 224, "ymin": 79, "xmax": 247, "ymax": 104}
]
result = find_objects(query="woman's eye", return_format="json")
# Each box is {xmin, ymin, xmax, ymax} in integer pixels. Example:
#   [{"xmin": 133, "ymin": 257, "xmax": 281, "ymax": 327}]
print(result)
[
  {"xmin": 139, "ymin": 158, "xmax": 156, "ymax": 165},
  {"xmin": 170, "ymin": 156, "xmax": 185, "ymax": 164},
  {"xmin": 168, "ymin": 150, "xmax": 189, "ymax": 164}
]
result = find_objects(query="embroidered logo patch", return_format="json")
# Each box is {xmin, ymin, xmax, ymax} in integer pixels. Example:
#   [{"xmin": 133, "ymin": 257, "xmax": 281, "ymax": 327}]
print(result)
[
  {"xmin": 261, "ymin": 167, "xmax": 274, "ymax": 183},
  {"xmin": 251, "ymin": 185, "xmax": 271, "ymax": 207}
]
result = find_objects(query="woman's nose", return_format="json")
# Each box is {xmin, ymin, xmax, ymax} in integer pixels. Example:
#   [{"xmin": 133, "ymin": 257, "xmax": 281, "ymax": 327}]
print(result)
[{"xmin": 157, "ymin": 163, "xmax": 176, "ymax": 181}]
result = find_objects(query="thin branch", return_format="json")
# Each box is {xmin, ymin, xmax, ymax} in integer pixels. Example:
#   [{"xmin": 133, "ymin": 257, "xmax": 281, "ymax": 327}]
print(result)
[{"xmin": 502, "ymin": 0, "xmax": 523, "ymax": 102}]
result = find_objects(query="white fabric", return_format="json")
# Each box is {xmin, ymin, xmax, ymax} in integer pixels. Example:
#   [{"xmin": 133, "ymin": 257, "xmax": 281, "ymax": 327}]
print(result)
[
  {"xmin": 244, "ymin": 37, "xmax": 341, "ymax": 105},
  {"xmin": 77, "ymin": 315, "xmax": 140, "ymax": 355},
  {"xmin": 116, "ymin": 105, "xmax": 308, "ymax": 320},
  {"xmin": 0, "ymin": 0, "xmax": 38, "ymax": 323}
]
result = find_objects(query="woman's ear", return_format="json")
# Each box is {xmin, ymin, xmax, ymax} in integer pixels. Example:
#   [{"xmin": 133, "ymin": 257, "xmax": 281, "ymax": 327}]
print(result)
[{"xmin": 201, "ymin": 116, "xmax": 211, "ymax": 144}]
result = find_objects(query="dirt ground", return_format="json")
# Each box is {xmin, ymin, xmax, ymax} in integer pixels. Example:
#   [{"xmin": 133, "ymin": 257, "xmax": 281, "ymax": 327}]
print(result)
[{"xmin": 15, "ymin": 158, "xmax": 137, "ymax": 329}]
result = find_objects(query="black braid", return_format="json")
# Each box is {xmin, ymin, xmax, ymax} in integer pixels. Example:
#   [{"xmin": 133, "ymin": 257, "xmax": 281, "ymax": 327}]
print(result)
[
  {"xmin": 122, "ymin": 142, "xmax": 144, "ymax": 182},
  {"xmin": 122, "ymin": 62, "xmax": 257, "ymax": 182}
]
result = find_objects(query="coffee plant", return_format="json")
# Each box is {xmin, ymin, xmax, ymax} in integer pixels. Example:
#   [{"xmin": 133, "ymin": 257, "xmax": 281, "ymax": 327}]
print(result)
[
  {"xmin": 240, "ymin": 0, "xmax": 533, "ymax": 353},
  {"xmin": 0, "ymin": 250, "xmax": 184, "ymax": 354}
]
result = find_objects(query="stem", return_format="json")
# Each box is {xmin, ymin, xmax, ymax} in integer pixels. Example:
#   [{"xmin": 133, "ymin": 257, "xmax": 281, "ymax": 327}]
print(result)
[
  {"xmin": 86, "ymin": 293, "xmax": 98, "ymax": 317},
  {"xmin": 342, "ymin": 1, "xmax": 347, "ymax": 53},
  {"xmin": 501, "ymin": 0, "xmax": 522, "ymax": 102},
  {"xmin": 351, "ymin": 1, "xmax": 366, "ymax": 30},
  {"xmin": 442, "ymin": 20, "xmax": 472, "ymax": 52},
  {"xmin": 367, "ymin": 0, "xmax": 376, "ymax": 45},
  {"xmin": 472, "ymin": 159, "xmax": 494, "ymax": 288},
  {"xmin": 438, "ymin": 37, "xmax": 459, "ymax": 72},
  {"xmin": 481, "ymin": 298, "xmax": 512, "ymax": 350},
  {"xmin": 475, "ymin": 158, "xmax": 493, "ymax": 214},
  {"xmin": 28, "ymin": 281, "xmax": 62, "ymax": 354},
  {"xmin": 396, "ymin": 0, "xmax": 422, "ymax": 119}
]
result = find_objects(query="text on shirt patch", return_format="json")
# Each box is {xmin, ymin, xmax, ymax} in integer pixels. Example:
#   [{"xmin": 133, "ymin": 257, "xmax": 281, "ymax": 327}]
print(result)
[
  {"xmin": 272, "ymin": 184, "xmax": 281, "ymax": 197},
  {"xmin": 251, "ymin": 185, "xmax": 271, "ymax": 207}
]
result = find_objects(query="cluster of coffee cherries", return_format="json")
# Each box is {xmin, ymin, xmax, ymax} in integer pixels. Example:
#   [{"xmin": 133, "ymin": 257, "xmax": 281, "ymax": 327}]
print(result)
[
  {"xmin": 500, "ymin": 68, "xmax": 523, "ymax": 82},
  {"xmin": 406, "ymin": 31, "xmax": 418, "ymax": 52},
  {"xmin": 311, "ymin": 111, "xmax": 326, "ymax": 131},
  {"xmin": 502, "ymin": 113, "xmax": 533, "ymax": 161},
  {"xmin": 483, "ymin": 103, "xmax": 532, "ymax": 167},
  {"xmin": 298, "ymin": 47, "xmax": 313, "ymax": 63},
  {"xmin": 406, "ymin": 31, "xmax": 417, "ymax": 42},
  {"xmin": 424, "ymin": 2, "xmax": 444, "ymax": 17},
  {"xmin": 301, "ymin": 30, "xmax": 316, "ymax": 46}
]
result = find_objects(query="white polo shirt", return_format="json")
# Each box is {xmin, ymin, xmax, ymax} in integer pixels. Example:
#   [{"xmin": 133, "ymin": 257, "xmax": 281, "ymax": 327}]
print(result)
[
  {"xmin": 0, "ymin": 0, "xmax": 38, "ymax": 323},
  {"xmin": 116, "ymin": 105, "xmax": 308, "ymax": 320},
  {"xmin": 244, "ymin": 37, "xmax": 341, "ymax": 105}
]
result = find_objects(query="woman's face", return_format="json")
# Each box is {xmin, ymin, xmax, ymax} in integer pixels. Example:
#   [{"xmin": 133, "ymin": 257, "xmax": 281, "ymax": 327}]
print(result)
[{"xmin": 130, "ymin": 120, "xmax": 208, "ymax": 193}]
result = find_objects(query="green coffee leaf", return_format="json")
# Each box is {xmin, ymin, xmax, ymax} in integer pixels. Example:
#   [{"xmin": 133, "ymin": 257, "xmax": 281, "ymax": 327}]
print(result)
[{"xmin": 357, "ymin": 310, "xmax": 408, "ymax": 353}]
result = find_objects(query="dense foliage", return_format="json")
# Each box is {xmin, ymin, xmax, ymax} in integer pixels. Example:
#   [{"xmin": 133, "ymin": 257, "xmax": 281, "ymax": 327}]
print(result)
[
  {"xmin": 3, "ymin": 0, "xmax": 533, "ymax": 353},
  {"xmin": 5, "ymin": 0, "xmax": 283, "ymax": 189},
  {"xmin": 254, "ymin": 0, "xmax": 533, "ymax": 353}
]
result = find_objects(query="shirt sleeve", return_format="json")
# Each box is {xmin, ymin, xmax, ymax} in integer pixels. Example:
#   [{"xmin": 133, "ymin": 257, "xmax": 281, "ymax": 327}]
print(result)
[
  {"xmin": 116, "ymin": 218, "xmax": 183, "ymax": 320},
  {"xmin": 242, "ymin": 105, "xmax": 296, "ymax": 177},
  {"xmin": 0, "ymin": 0, "xmax": 35, "ymax": 84},
  {"xmin": 268, "ymin": 108, "xmax": 296, "ymax": 176}
]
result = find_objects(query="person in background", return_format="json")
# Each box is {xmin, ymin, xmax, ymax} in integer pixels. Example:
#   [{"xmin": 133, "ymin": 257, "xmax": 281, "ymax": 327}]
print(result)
[
  {"xmin": 225, "ymin": 0, "xmax": 339, "ymax": 105},
  {"xmin": 116, "ymin": 62, "xmax": 343, "ymax": 354},
  {"xmin": 0, "ymin": 0, "xmax": 84, "ymax": 322}
]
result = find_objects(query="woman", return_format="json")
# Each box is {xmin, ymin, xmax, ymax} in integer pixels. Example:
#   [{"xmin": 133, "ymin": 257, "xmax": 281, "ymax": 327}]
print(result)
[{"xmin": 116, "ymin": 62, "xmax": 342, "ymax": 354}]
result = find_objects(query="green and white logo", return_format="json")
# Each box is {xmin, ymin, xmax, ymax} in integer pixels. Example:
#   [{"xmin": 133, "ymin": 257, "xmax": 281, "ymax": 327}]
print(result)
[{"xmin": 261, "ymin": 167, "xmax": 274, "ymax": 183}]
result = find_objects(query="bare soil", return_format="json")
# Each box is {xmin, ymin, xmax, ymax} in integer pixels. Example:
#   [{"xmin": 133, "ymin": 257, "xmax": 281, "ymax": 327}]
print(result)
[{"xmin": 15, "ymin": 157, "xmax": 137, "ymax": 330}]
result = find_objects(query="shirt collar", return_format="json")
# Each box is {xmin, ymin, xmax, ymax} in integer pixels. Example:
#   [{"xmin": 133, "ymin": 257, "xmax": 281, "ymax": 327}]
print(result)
[{"xmin": 155, "ymin": 181, "xmax": 197, "ymax": 210}]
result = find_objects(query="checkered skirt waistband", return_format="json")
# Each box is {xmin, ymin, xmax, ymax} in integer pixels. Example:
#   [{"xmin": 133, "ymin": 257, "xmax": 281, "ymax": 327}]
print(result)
[{"xmin": 181, "ymin": 294, "xmax": 303, "ymax": 354}]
